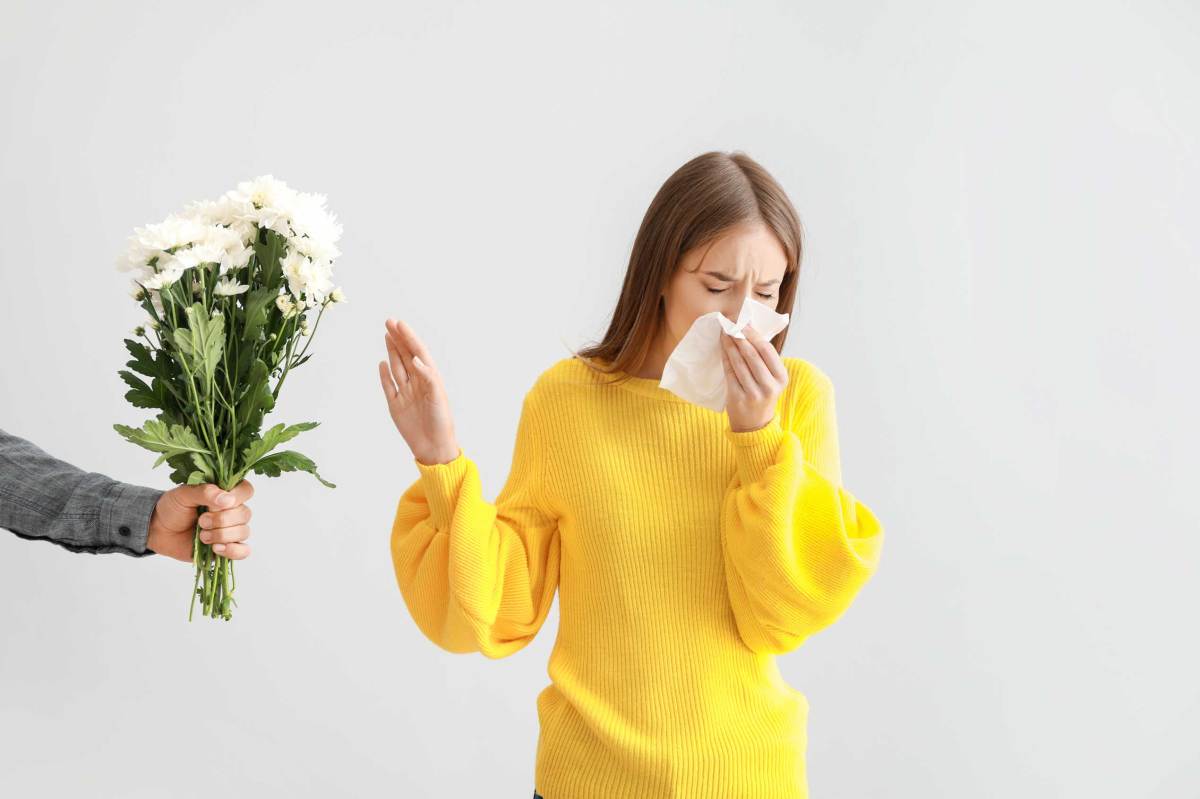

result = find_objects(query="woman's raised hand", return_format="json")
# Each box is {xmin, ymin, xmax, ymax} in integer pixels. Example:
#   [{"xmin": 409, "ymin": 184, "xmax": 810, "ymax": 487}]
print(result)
[
  {"xmin": 377, "ymin": 318, "xmax": 461, "ymax": 465},
  {"xmin": 720, "ymin": 323, "xmax": 789, "ymax": 433}
]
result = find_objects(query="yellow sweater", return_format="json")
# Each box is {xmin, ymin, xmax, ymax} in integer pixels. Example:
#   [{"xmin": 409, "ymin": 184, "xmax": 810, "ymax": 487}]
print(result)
[{"xmin": 390, "ymin": 355, "xmax": 885, "ymax": 798}]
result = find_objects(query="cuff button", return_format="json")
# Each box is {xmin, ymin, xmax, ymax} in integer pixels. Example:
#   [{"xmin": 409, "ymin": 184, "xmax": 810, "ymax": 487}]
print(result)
[{"xmin": 118, "ymin": 525, "xmax": 132, "ymax": 537}]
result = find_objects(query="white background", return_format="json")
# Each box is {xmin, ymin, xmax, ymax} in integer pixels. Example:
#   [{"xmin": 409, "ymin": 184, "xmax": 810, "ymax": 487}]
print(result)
[{"xmin": 1, "ymin": 1, "xmax": 1197, "ymax": 796}]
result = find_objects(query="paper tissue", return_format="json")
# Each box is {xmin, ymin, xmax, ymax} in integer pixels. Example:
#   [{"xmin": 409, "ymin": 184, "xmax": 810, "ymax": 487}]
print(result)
[{"xmin": 659, "ymin": 296, "xmax": 790, "ymax": 412}]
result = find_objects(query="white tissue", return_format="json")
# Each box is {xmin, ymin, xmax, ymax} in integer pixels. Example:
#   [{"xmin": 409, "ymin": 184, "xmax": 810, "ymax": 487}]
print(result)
[{"xmin": 659, "ymin": 296, "xmax": 790, "ymax": 412}]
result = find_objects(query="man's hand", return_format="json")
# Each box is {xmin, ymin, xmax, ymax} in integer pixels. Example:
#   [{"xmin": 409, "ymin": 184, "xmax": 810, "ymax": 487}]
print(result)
[{"xmin": 146, "ymin": 481, "xmax": 255, "ymax": 562}]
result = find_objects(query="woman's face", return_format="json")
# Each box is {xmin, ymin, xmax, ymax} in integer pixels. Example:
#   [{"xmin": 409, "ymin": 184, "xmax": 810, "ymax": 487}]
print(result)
[{"xmin": 658, "ymin": 221, "xmax": 788, "ymax": 348}]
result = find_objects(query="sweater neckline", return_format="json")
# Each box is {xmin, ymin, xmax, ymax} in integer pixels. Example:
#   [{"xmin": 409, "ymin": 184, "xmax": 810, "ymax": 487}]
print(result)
[{"xmin": 606, "ymin": 367, "xmax": 689, "ymax": 403}]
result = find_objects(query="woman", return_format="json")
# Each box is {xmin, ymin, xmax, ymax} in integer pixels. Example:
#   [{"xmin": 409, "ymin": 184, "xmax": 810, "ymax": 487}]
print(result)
[{"xmin": 377, "ymin": 151, "xmax": 885, "ymax": 798}]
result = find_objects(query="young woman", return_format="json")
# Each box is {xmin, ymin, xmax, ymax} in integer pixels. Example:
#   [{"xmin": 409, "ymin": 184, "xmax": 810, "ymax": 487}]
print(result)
[{"xmin": 377, "ymin": 151, "xmax": 885, "ymax": 799}]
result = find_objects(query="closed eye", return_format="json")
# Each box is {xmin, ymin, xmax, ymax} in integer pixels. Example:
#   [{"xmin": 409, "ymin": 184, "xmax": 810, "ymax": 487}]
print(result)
[{"xmin": 707, "ymin": 287, "xmax": 775, "ymax": 299}]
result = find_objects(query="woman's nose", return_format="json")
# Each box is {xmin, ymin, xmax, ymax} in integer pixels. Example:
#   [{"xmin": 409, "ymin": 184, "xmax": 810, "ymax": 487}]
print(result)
[{"xmin": 721, "ymin": 290, "xmax": 753, "ymax": 319}]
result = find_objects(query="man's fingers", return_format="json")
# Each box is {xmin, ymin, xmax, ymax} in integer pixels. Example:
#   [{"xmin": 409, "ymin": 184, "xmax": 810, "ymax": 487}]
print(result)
[
  {"xmin": 198, "ymin": 505, "xmax": 251, "ymax": 531},
  {"xmin": 168, "ymin": 483, "xmax": 233, "ymax": 511},
  {"xmin": 168, "ymin": 481, "xmax": 251, "ymax": 514},
  {"xmin": 226, "ymin": 479, "xmax": 254, "ymax": 505},
  {"xmin": 202, "ymin": 524, "xmax": 251, "ymax": 545},
  {"xmin": 212, "ymin": 541, "xmax": 250, "ymax": 560}
]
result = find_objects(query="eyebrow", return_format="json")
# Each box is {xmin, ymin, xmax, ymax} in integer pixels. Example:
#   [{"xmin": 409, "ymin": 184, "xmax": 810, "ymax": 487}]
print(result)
[{"xmin": 701, "ymin": 270, "xmax": 780, "ymax": 287}]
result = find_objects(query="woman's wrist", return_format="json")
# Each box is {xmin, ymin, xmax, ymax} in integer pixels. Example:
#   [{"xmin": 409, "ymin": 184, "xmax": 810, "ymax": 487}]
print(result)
[{"xmin": 414, "ymin": 445, "xmax": 460, "ymax": 466}]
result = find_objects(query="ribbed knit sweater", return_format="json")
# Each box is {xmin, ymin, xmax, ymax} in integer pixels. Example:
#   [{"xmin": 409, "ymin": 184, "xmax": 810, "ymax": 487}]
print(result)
[{"xmin": 389, "ymin": 354, "xmax": 885, "ymax": 798}]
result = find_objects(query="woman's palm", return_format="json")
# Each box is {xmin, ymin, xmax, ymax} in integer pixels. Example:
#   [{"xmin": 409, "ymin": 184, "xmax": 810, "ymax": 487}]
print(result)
[{"xmin": 377, "ymin": 318, "xmax": 457, "ymax": 463}]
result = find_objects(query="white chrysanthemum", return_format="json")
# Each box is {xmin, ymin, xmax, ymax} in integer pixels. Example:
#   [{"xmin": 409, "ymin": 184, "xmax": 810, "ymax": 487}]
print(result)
[
  {"xmin": 181, "ymin": 198, "xmax": 219, "ymax": 222},
  {"xmin": 197, "ymin": 224, "xmax": 240, "ymax": 250},
  {"xmin": 223, "ymin": 243, "xmax": 254, "ymax": 272},
  {"xmin": 134, "ymin": 214, "xmax": 208, "ymax": 252},
  {"xmin": 288, "ymin": 232, "xmax": 340, "ymax": 262},
  {"xmin": 229, "ymin": 219, "xmax": 257, "ymax": 243},
  {"xmin": 175, "ymin": 240, "xmax": 226, "ymax": 269},
  {"xmin": 220, "ymin": 175, "xmax": 301, "ymax": 239},
  {"xmin": 330, "ymin": 287, "xmax": 347, "ymax": 304},
  {"xmin": 289, "ymin": 191, "xmax": 343, "ymax": 249},
  {"xmin": 122, "ymin": 262, "xmax": 156, "ymax": 286},
  {"xmin": 279, "ymin": 250, "xmax": 335, "ymax": 304},
  {"xmin": 275, "ymin": 293, "xmax": 301, "ymax": 318},
  {"xmin": 185, "ymin": 196, "xmax": 259, "ymax": 240},
  {"xmin": 228, "ymin": 175, "xmax": 297, "ymax": 210},
  {"xmin": 117, "ymin": 238, "xmax": 156, "ymax": 273},
  {"xmin": 118, "ymin": 213, "xmax": 207, "ymax": 276},
  {"xmin": 189, "ymin": 225, "xmax": 254, "ymax": 273},
  {"xmin": 213, "ymin": 276, "xmax": 249, "ymax": 296},
  {"xmin": 142, "ymin": 265, "xmax": 184, "ymax": 291}
]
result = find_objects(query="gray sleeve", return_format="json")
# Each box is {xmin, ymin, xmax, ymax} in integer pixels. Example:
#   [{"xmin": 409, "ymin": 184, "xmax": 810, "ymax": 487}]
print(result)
[{"xmin": 0, "ymin": 427, "xmax": 162, "ymax": 557}]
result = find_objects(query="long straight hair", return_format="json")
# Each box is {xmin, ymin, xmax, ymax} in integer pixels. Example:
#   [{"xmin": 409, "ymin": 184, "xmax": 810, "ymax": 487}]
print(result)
[{"xmin": 573, "ymin": 151, "xmax": 804, "ymax": 384}]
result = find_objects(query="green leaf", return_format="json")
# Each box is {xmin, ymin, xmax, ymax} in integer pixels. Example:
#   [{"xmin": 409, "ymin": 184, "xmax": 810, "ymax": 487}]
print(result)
[
  {"xmin": 172, "ymin": 303, "xmax": 225, "ymax": 383},
  {"xmin": 123, "ymin": 339, "xmax": 156, "ymax": 378},
  {"xmin": 191, "ymin": 451, "xmax": 216, "ymax": 483},
  {"xmin": 254, "ymin": 229, "xmax": 286, "ymax": 291},
  {"xmin": 186, "ymin": 471, "xmax": 208, "ymax": 485},
  {"xmin": 167, "ymin": 463, "xmax": 191, "ymax": 486},
  {"xmin": 250, "ymin": 450, "xmax": 335, "ymax": 488},
  {"xmin": 119, "ymin": 370, "xmax": 160, "ymax": 410},
  {"xmin": 113, "ymin": 419, "xmax": 212, "ymax": 468},
  {"xmin": 235, "ymin": 362, "xmax": 274, "ymax": 437},
  {"xmin": 237, "ymin": 421, "xmax": 319, "ymax": 473},
  {"xmin": 241, "ymin": 288, "xmax": 276, "ymax": 343}
]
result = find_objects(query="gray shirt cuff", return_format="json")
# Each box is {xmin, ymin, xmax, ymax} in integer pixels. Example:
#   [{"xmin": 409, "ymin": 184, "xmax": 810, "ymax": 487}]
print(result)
[{"xmin": 99, "ymin": 481, "xmax": 161, "ymax": 556}]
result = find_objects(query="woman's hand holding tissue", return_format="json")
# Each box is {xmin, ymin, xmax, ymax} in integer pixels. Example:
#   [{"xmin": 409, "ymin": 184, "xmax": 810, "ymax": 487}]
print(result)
[
  {"xmin": 377, "ymin": 318, "xmax": 461, "ymax": 466},
  {"xmin": 720, "ymin": 323, "xmax": 789, "ymax": 433}
]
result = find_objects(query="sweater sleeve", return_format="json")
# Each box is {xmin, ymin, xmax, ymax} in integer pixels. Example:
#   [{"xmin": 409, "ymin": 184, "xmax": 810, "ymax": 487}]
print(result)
[
  {"xmin": 389, "ymin": 387, "xmax": 561, "ymax": 659},
  {"xmin": 719, "ymin": 370, "xmax": 884, "ymax": 655}
]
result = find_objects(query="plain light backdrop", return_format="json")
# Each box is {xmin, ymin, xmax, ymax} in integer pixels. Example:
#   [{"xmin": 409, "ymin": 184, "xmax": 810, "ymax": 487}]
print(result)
[{"xmin": 1, "ymin": 1, "xmax": 1197, "ymax": 796}]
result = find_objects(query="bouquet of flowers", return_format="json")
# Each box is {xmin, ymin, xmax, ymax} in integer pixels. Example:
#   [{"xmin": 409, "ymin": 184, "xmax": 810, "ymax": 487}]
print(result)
[{"xmin": 114, "ymin": 175, "xmax": 344, "ymax": 621}]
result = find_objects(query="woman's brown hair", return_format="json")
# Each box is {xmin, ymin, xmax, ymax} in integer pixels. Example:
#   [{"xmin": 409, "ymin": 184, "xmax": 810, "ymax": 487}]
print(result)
[{"xmin": 573, "ymin": 150, "xmax": 804, "ymax": 384}]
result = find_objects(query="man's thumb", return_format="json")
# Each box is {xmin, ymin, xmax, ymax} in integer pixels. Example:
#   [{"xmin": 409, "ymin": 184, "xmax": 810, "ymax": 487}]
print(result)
[{"xmin": 171, "ymin": 483, "xmax": 236, "ymax": 510}]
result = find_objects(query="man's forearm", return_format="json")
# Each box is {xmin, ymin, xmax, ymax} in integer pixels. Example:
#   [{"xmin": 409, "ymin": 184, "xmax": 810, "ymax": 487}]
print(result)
[{"xmin": 0, "ymin": 428, "xmax": 161, "ymax": 557}]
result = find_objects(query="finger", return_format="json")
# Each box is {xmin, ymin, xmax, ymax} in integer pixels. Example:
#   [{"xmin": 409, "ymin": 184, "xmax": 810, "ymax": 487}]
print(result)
[
  {"xmin": 212, "ymin": 541, "xmax": 250, "ymax": 560},
  {"xmin": 721, "ymin": 334, "xmax": 746, "ymax": 395},
  {"xmin": 168, "ymin": 483, "xmax": 237, "ymax": 512},
  {"xmin": 202, "ymin": 524, "xmax": 251, "ymax": 545},
  {"xmin": 198, "ymin": 505, "xmax": 251, "ymax": 531},
  {"xmin": 741, "ymin": 325, "xmax": 788, "ymax": 383},
  {"xmin": 378, "ymin": 361, "xmax": 398, "ymax": 400},
  {"xmin": 723, "ymin": 332, "xmax": 757, "ymax": 395},
  {"xmin": 732, "ymin": 328, "xmax": 774, "ymax": 389},
  {"xmin": 226, "ymin": 479, "xmax": 254, "ymax": 506},
  {"xmin": 387, "ymin": 321, "xmax": 437, "ymax": 383},
  {"xmin": 390, "ymin": 318, "xmax": 438, "ymax": 372},
  {"xmin": 385, "ymin": 332, "xmax": 409, "ymax": 386}
]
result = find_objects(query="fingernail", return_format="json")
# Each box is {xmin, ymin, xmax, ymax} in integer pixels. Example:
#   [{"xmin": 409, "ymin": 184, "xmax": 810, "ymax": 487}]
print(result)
[
  {"xmin": 213, "ymin": 544, "xmax": 226, "ymax": 553},
  {"xmin": 216, "ymin": 492, "xmax": 234, "ymax": 507}
]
